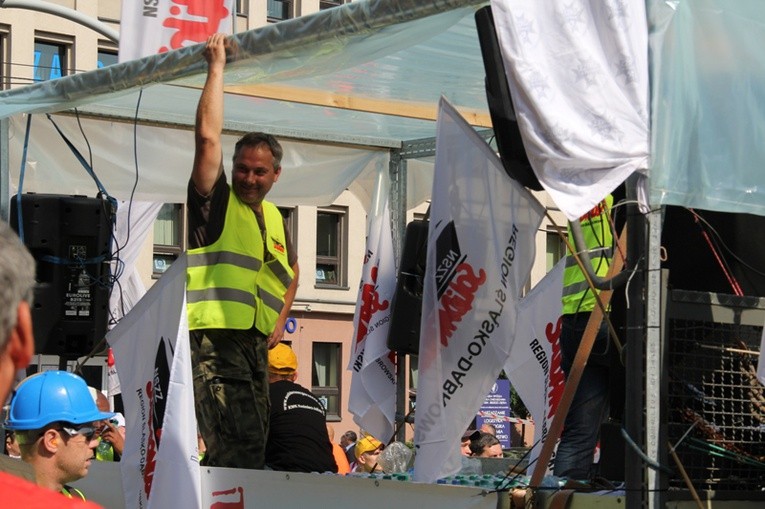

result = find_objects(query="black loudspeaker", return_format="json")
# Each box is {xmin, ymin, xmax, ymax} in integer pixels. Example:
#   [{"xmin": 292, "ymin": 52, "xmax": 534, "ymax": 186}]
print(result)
[
  {"xmin": 10, "ymin": 194, "xmax": 114, "ymax": 359},
  {"xmin": 661, "ymin": 206, "xmax": 765, "ymax": 297},
  {"xmin": 475, "ymin": 6, "xmax": 543, "ymax": 191},
  {"xmin": 387, "ymin": 220, "xmax": 428, "ymax": 355}
]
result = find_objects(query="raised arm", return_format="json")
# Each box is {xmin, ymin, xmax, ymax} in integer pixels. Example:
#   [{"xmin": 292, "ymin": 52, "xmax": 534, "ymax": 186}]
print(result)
[{"xmin": 192, "ymin": 34, "xmax": 228, "ymax": 196}]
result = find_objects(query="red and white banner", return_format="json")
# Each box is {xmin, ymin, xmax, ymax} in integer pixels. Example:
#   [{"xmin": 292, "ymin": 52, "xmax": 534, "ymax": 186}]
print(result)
[
  {"xmin": 106, "ymin": 254, "xmax": 201, "ymax": 509},
  {"xmin": 106, "ymin": 347, "xmax": 121, "ymax": 398},
  {"xmin": 349, "ymin": 171, "xmax": 397, "ymax": 442},
  {"xmin": 506, "ymin": 259, "xmax": 565, "ymax": 474},
  {"xmin": 119, "ymin": 0, "xmax": 234, "ymax": 62},
  {"xmin": 413, "ymin": 98, "xmax": 544, "ymax": 483}
]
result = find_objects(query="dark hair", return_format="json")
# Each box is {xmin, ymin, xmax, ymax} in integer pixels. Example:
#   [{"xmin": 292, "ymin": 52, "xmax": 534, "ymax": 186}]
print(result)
[
  {"xmin": 233, "ymin": 132, "xmax": 283, "ymax": 171},
  {"xmin": 468, "ymin": 431, "xmax": 500, "ymax": 456},
  {"xmin": 343, "ymin": 430, "xmax": 357, "ymax": 442}
]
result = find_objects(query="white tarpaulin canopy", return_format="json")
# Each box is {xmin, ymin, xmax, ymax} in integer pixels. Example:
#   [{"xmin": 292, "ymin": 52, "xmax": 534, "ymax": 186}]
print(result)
[{"xmin": 0, "ymin": 0, "xmax": 490, "ymax": 208}]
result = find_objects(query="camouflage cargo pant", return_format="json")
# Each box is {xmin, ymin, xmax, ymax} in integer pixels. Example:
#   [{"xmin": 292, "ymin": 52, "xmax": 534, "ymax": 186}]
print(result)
[{"xmin": 190, "ymin": 328, "xmax": 270, "ymax": 469}]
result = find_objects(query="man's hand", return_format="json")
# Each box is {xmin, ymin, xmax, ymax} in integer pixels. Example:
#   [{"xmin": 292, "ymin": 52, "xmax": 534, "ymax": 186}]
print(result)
[
  {"xmin": 100, "ymin": 421, "xmax": 125, "ymax": 456},
  {"xmin": 268, "ymin": 317, "xmax": 286, "ymax": 349},
  {"xmin": 203, "ymin": 33, "xmax": 229, "ymax": 71}
]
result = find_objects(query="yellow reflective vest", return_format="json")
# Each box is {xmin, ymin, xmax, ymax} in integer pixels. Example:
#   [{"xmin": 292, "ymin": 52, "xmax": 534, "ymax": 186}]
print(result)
[
  {"xmin": 61, "ymin": 486, "xmax": 86, "ymax": 500},
  {"xmin": 186, "ymin": 189, "xmax": 294, "ymax": 334},
  {"xmin": 562, "ymin": 195, "xmax": 613, "ymax": 315}
]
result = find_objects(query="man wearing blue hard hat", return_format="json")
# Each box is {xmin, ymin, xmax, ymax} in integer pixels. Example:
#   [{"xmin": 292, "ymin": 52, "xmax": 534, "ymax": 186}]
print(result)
[
  {"xmin": 0, "ymin": 220, "xmax": 102, "ymax": 507},
  {"xmin": 4, "ymin": 370, "xmax": 114, "ymax": 501}
]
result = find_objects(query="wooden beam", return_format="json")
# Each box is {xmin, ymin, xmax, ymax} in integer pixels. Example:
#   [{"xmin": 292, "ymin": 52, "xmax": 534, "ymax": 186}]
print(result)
[{"xmin": 210, "ymin": 83, "xmax": 493, "ymax": 127}]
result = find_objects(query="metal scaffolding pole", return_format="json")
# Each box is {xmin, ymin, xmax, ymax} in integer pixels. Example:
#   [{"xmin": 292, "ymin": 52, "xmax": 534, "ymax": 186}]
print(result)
[{"xmin": 625, "ymin": 174, "xmax": 647, "ymax": 508}]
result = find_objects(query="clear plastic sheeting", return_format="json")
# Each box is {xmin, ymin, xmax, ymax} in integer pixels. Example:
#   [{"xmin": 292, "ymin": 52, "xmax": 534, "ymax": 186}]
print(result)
[
  {"xmin": 377, "ymin": 442, "xmax": 414, "ymax": 473},
  {"xmin": 0, "ymin": 0, "xmax": 489, "ymax": 148},
  {"xmin": 8, "ymin": 114, "xmax": 386, "ymax": 206},
  {"xmin": 649, "ymin": 0, "xmax": 765, "ymax": 216}
]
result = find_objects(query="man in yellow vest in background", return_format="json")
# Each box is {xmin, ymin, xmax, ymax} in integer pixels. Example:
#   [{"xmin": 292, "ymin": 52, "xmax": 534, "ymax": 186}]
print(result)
[
  {"xmin": 187, "ymin": 33, "xmax": 299, "ymax": 469},
  {"xmin": 553, "ymin": 195, "xmax": 615, "ymax": 480}
]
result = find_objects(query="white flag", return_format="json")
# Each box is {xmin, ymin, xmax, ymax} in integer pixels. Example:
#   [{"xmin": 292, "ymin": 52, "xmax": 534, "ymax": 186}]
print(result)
[
  {"xmin": 413, "ymin": 98, "xmax": 545, "ymax": 483},
  {"xmin": 119, "ymin": 0, "xmax": 234, "ymax": 62},
  {"xmin": 107, "ymin": 254, "xmax": 201, "ymax": 509},
  {"xmin": 490, "ymin": 0, "xmax": 649, "ymax": 221},
  {"xmin": 349, "ymin": 171, "xmax": 397, "ymax": 442},
  {"xmin": 757, "ymin": 321, "xmax": 765, "ymax": 386},
  {"xmin": 506, "ymin": 259, "xmax": 565, "ymax": 474}
]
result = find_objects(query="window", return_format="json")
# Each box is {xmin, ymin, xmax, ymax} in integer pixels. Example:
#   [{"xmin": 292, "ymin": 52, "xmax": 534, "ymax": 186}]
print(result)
[
  {"xmin": 320, "ymin": 0, "xmax": 348, "ymax": 9},
  {"xmin": 546, "ymin": 229, "xmax": 567, "ymax": 271},
  {"xmin": 0, "ymin": 26, "xmax": 8, "ymax": 90},
  {"xmin": 267, "ymin": 0, "xmax": 292, "ymax": 21},
  {"xmin": 278, "ymin": 206, "xmax": 297, "ymax": 255},
  {"xmin": 312, "ymin": 342, "xmax": 341, "ymax": 420},
  {"xmin": 97, "ymin": 49, "xmax": 118, "ymax": 69},
  {"xmin": 315, "ymin": 207, "xmax": 347, "ymax": 287},
  {"xmin": 235, "ymin": 0, "xmax": 249, "ymax": 16},
  {"xmin": 153, "ymin": 203, "xmax": 185, "ymax": 277},
  {"xmin": 34, "ymin": 36, "xmax": 71, "ymax": 82}
]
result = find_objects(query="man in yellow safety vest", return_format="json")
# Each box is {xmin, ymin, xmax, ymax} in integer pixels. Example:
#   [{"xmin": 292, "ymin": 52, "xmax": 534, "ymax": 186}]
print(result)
[
  {"xmin": 554, "ymin": 195, "xmax": 616, "ymax": 480},
  {"xmin": 187, "ymin": 33, "xmax": 300, "ymax": 469}
]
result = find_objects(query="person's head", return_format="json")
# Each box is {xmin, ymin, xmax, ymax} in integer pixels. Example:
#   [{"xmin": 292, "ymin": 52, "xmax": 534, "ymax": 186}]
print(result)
[
  {"xmin": 0, "ymin": 221, "xmax": 36, "ymax": 403},
  {"xmin": 460, "ymin": 429, "xmax": 479, "ymax": 456},
  {"xmin": 89, "ymin": 386, "xmax": 114, "ymax": 434},
  {"xmin": 354, "ymin": 435, "xmax": 384, "ymax": 473},
  {"xmin": 268, "ymin": 343, "xmax": 298, "ymax": 383},
  {"xmin": 480, "ymin": 422, "xmax": 497, "ymax": 436},
  {"xmin": 469, "ymin": 431, "xmax": 503, "ymax": 458},
  {"xmin": 340, "ymin": 430, "xmax": 357, "ymax": 448},
  {"xmin": 4, "ymin": 371, "xmax": 115, "ymax": 491},
  {"xmin": 231, "ymin": 132, "xmax": 283, "ymax": 208}
]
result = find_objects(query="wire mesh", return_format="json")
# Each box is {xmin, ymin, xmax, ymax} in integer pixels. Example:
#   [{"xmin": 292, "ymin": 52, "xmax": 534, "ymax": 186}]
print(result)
[{"xmin": 667, "ymin": 293, "xmax": 765, "ymax": 491}]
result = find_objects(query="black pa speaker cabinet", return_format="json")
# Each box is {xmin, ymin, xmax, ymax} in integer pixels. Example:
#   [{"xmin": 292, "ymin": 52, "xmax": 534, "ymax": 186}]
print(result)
[
  {"xmin": 662, "ymin": 206, "xmax": 765, "ymax": 297},
  {"xmin": 10, "ymin": 194, "xmax": 113, "ymax": 359},
  {"xmin": 387, "ymin": 220, "xmax": 428, "ymax": 355},
  {"xmin": 475, "ymin": 6, "xmax": 542, "ymax": 191}
]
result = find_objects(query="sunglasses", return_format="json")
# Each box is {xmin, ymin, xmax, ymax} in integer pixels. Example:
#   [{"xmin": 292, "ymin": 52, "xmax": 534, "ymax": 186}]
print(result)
[{"xmin": 58, "ymin": 424, "xmax": 98, "ymax": 441}]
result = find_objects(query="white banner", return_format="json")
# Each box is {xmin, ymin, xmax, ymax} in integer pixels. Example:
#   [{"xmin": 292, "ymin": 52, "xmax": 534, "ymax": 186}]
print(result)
[
  {"xmin": 490, "ymin": 0, "xmax": 649, "ymax": 221},
  {"xmin": 506, "ymin": 260, "xmax": 565, "ymax": 474},
  {"xmin": 413, "ymin": 98, "xmax": 544, "ymax": 483},
  {"xmin": 349, "ymin": 171, "xmax": 397, "ymax": 442},
  {"xmin": 119, "ymin": 0, "xmax": 234, "ymax": 62},
  {"xmin": 106, "ymin": 254, "xmax": 201, "ymax": 509}
]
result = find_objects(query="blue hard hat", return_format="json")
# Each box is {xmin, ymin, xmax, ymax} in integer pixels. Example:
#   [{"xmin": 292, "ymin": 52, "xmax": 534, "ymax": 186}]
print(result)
[{"xmin": 4, "ymin": 371, "xmax": 115, "ymax": 431}]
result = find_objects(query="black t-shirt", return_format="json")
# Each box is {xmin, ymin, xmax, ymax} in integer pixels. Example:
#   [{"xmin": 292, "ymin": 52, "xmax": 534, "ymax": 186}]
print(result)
[{"xmin": 265, "ymin": 380, "xmax": 338, "ymax": 473}]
